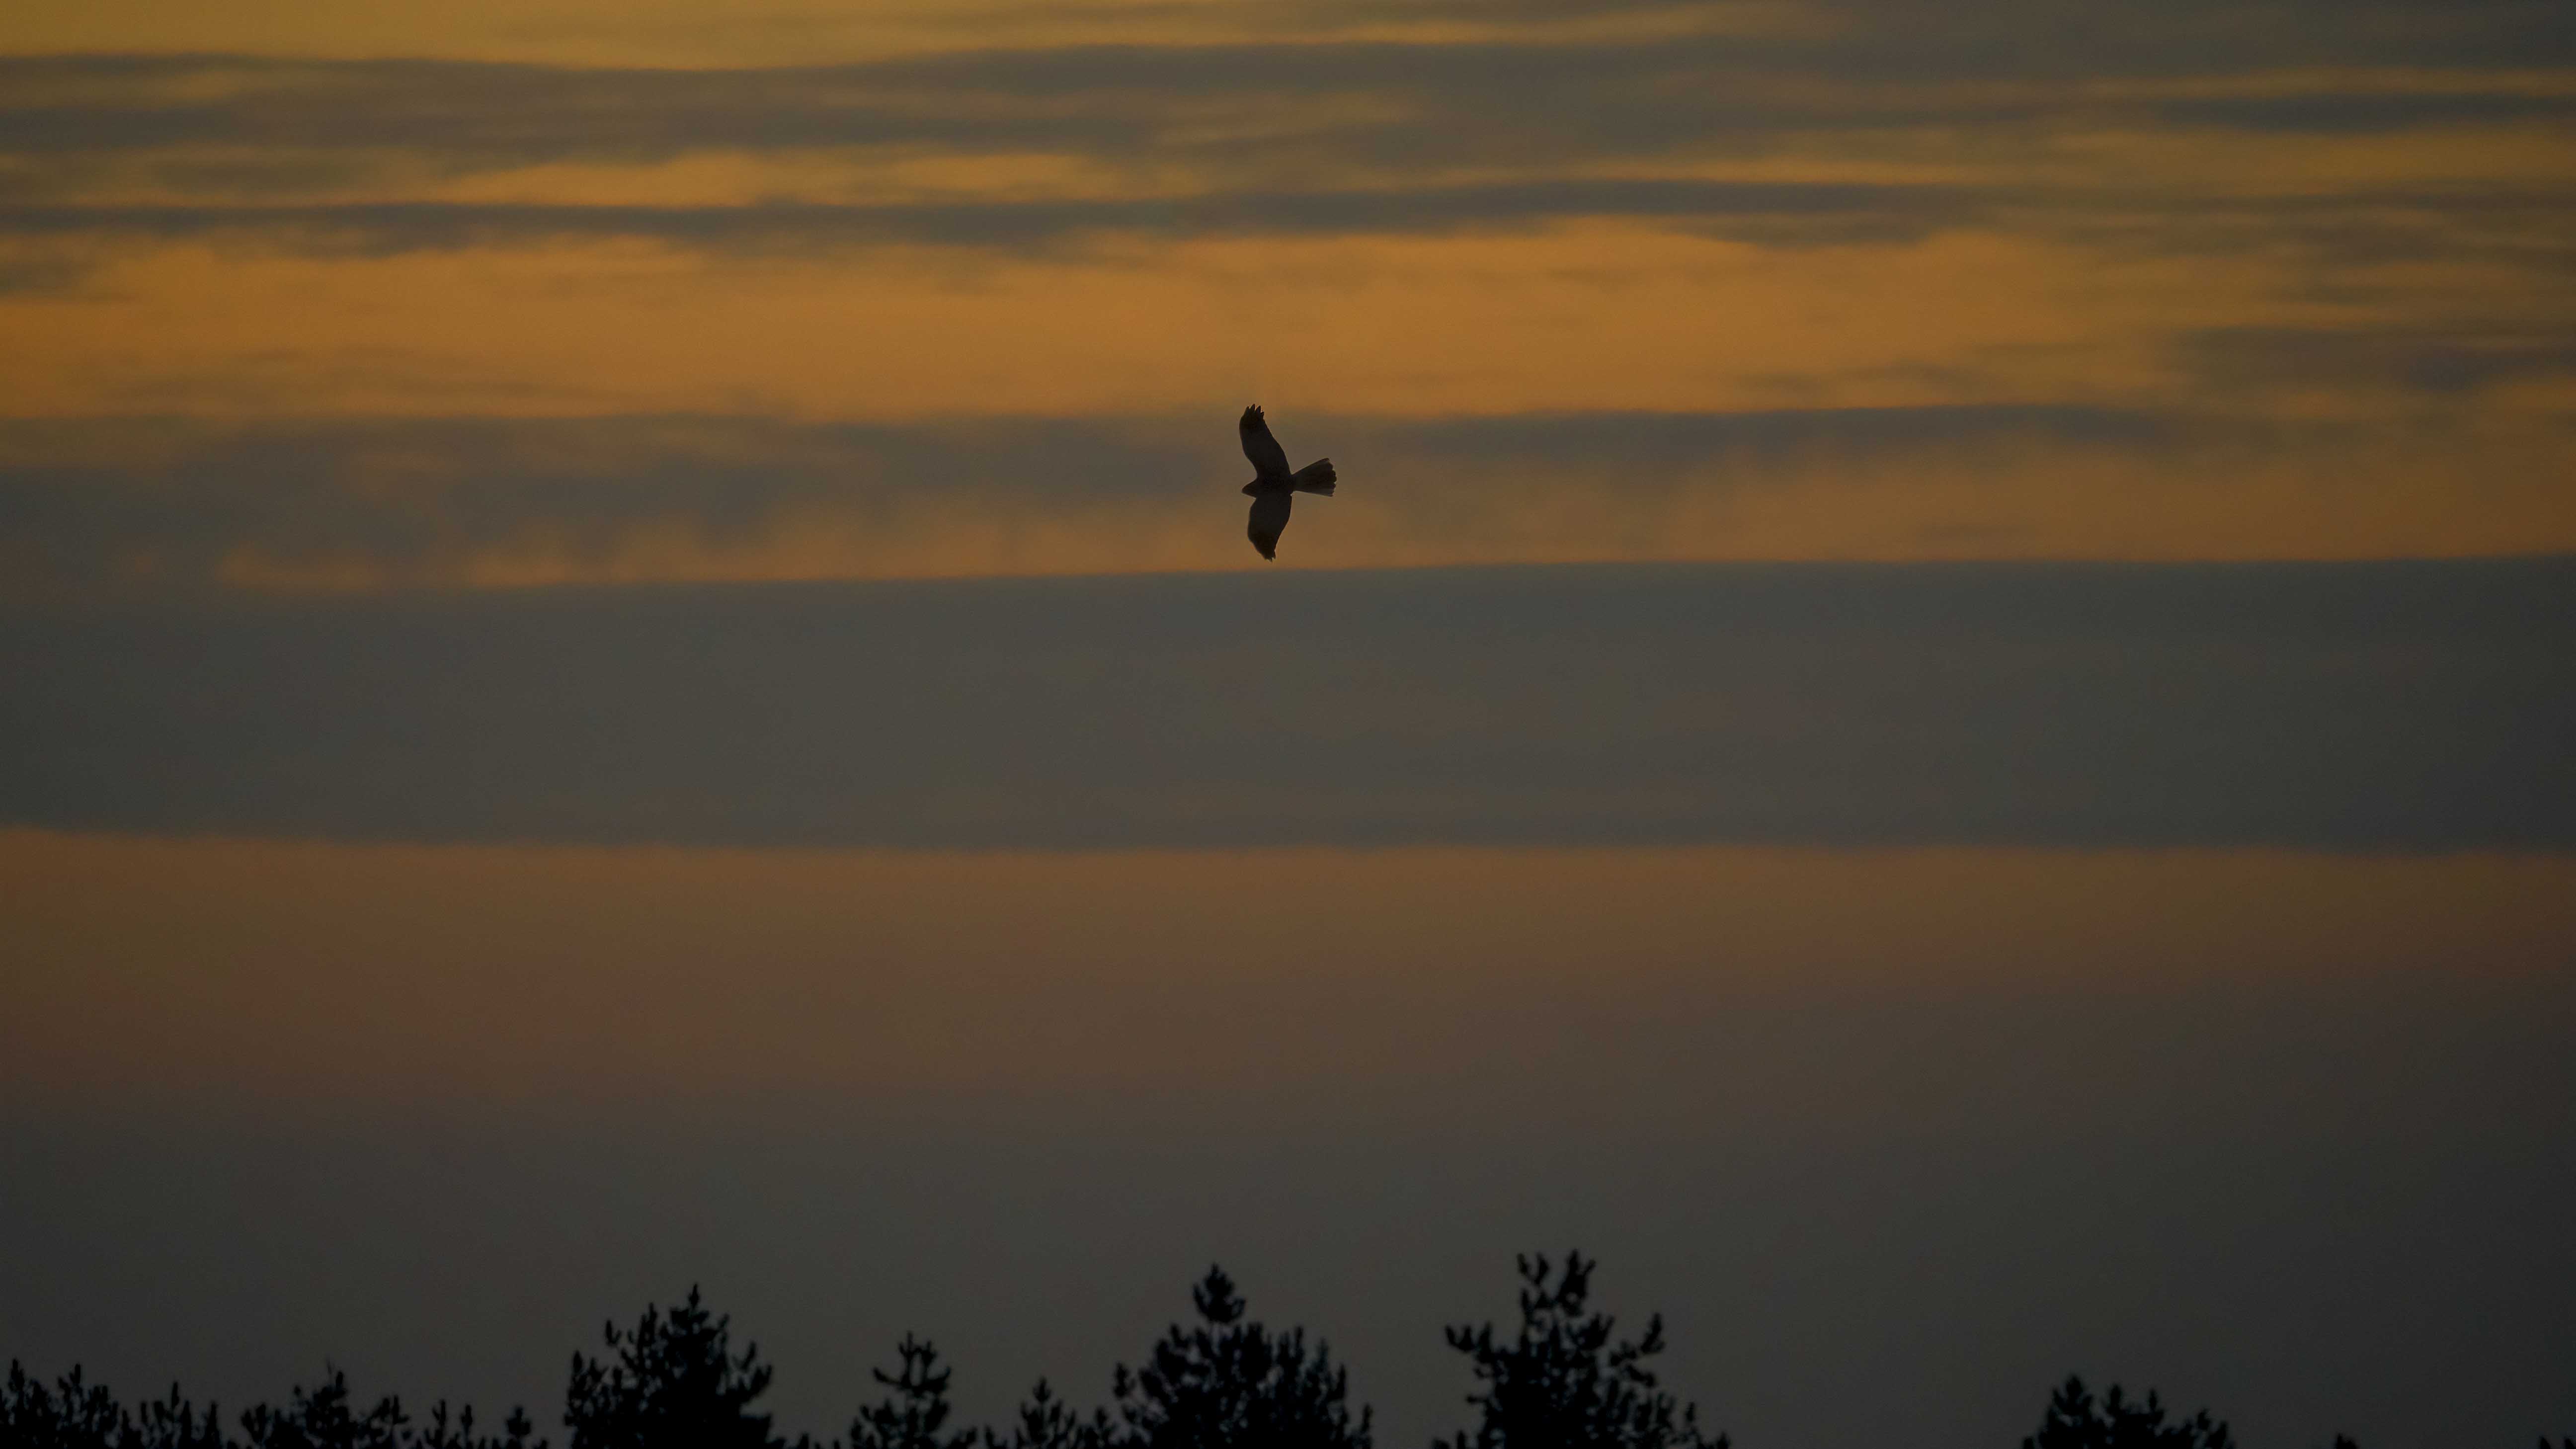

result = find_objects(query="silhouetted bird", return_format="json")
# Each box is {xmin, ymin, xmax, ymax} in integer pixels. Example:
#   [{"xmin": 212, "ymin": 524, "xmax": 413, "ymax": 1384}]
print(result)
[{"xmin": 1238, "ymin": 405, "xmax": 1337, "ymax": 560}]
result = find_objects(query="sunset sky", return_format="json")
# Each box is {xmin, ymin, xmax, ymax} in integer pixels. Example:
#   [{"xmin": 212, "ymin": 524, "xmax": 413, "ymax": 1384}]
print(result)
[{"xmin": 2, "ymin": 1, "xmax": 2572, "ymax": 1446}]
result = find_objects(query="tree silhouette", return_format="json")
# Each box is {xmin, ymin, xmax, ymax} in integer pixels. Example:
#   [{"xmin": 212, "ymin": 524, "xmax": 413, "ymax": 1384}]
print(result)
[
  {"xmin": 1108, "ymin": 1267, "xmax": 1371, "ymax": 1449},
  {"xmin": 984, "ymin": 1381, "xmax": 1109, "ymax": 1449},
  {"xmin": 415, "ymin": 1404, "xmax": 543, "ymax": 1449},
  {"xmin": 240, "ymin": 1368, "xmax": 404, "ymax": 1449},
  {"xmin": 10, "ymin": 1267, "xmax": 2462, "ymax": 1449},
  {"xmin": 2022, "ymin": 1376, "xmax": 2233, "ymax": 1449},
  {"xmin": 848, "ymin": 1337, "xmax": 973, "ymax": 1449},
  {"xmin": 4, "ymin": 1362, "xmax": 131, "ymax": 1449},
  {"xmin": 134, "ymin": 1382, "xmax": 233, "ymax": 1449},
  {"xmin": 5, "ymin": 1361, "xmax": 533, "ymax": 1449},
  {"xmin": 564, "ymin": 1288, "xmax": 785, "ymax": 1449},
  {"xmin": 1438, "ymin": 1252, "xmax": 1723, "ymax": 1449},
  {"xmin": 240, "ymin": 1368, "xmax": 540, "ymax": 1449},
  {"xmin": 6, "ymin": 1362, "xmax": 233, "ymax": 1449}
]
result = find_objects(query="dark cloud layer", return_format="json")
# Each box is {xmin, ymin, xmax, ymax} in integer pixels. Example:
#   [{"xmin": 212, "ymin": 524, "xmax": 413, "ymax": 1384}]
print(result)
[
  {"xmin": 9, "ymin": 186, "xmax": 2568, "ymax": 273},
  {"xmin": 3, "ymin": 28, "xmax": 2570, "ymax": 202},
  {"xmin": 0, "ymin": 179, "xmax": 1982, "ymax": 255},
  {"xmin": 0, "ymin": 408, "xmax": 2169, "ymax": 592},
  {"xmin": 2182, "ymin": 325, "xmax": 2576, "ymax": 395},
  {"xmin": 5, "ymin": 5, "xmax": 2568, "ymax": 176},
  {"xmin": 3, "ymin": 21, "xmax": 2567, "ymax": 269},
  {"xmin": 5, "ymin": 559, "xmax": 2569, "ymax": 851}
]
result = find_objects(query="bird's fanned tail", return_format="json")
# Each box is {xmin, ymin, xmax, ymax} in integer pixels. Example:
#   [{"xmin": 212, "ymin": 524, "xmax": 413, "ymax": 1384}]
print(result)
[{"xmin": 1291, "ymin": 458, "xmax": 1337, "ymax": 496}]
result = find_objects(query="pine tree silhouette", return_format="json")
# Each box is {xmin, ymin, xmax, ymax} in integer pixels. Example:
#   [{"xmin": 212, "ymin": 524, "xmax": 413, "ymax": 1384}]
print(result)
[
  {"xmin": 239, "ymin": 1368, "xmax": 407, "ymax": 1449},
  {"xmin": 4, "ymin": 1361, "xmax": 534, "ymax": 1449},
  {"xmin": 239, "ymin": 1368, "xmax": 541, "ymax": 1449},
  {"xmin": 564, "ymin": 1288, "xmax": 786, "ymax": 1449},
  {"xmin": 9, "ymin": 1269, "xmax": 2497, "ymax": 1449},
  {"xmin": 1436, "ymin": 1252, "xmax": 1723, "ymax": 1449},
  {"xmin": 4, "ymin": 1362, "xmax": 130, "ymax": 1449},
  {"xmin": 2021, "ymin": 1376, "xmax": 2233, "ymax": 1449},
  {"xmin": 415, "ymin": 1403, "xmax": 543, "ymax": 1449},
  {"xmin": 1108, "ymin": 1267, "xmax": 1371, "ymax": 1449},
  {"xmin": 133, "ymin": 1381, "xmax": 232, "ymax": 1449},
  {"xmin": 849, "ymin": 1337, "xmax": 973, "ymax": 1449},
  {"xmin": 984, "ymin": 1381, "xmax": 1110, "ymax": 1449}
]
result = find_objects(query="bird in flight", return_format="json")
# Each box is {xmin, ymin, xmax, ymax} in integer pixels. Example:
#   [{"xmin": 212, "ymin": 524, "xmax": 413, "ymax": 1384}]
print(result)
[{"xmin": 1238, "ymin": 405, "xmax": 1337, "ymax": 560}]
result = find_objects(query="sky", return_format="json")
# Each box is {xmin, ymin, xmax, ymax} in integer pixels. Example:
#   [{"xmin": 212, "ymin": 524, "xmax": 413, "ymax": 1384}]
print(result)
[{"xmin": 2, "ymin": 1, "xmax": 2573, "ymax": 1446}]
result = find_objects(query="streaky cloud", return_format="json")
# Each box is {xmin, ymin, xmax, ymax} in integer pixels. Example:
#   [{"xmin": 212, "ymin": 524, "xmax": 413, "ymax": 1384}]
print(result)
[
  {"xmin": 3, "ymin": 44, "xmax": 2571, "ymax": 194},
  {"xmin": 0, "ymin": 406, "xmax": 2204, "ymax": 594},
  {"xmin": 3, "ymin": 559, "xmax": 2569, "ymax": 852},
  {"xmin": 0, "ymin": 178, "xmax": 1980, "ymax": 254},
  {"xmin": 2181, "ymin": 324, "xmax": 2576, "ymax": 395}
]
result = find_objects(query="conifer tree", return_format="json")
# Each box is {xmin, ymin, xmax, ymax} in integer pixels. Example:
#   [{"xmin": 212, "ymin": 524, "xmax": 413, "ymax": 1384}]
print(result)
[
  {"xmin": 1437, "ymin": 1252, "xmax": 1723, "ymax": 1449},
  {"xmin": 1109, "ymin": 1267, "xmax": 1371, "ymax": 1449},
  {"xmin": 3, "ymin": 1363, "xmax": 129, "ymax": 1449},
  {"xmin": 985, "ymin": 1381, "xmax": 1110, "ymax": 1449},
  {"xmin": 238, "ymin": 1368, "xmax": 409, "ymax": 1449},
  {"xmin": 564, "ymin": 1288, "xmax": 785, "ymax": 1449},
  {"xmin": 2021, "ymin": 1376, "xmax": 2233, "ymax": 1449},
  {"xmin": 849, "ymin": 1337, "xmax": 973, "ymax": 1449}
]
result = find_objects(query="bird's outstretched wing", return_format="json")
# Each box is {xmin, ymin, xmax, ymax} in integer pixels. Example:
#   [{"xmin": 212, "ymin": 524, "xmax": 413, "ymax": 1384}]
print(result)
[
  {"xmin": 1247, "ymin": 490, "xmax": 1291, "ymax": 560},
  {"xmin": 1240, "ymin": 405, "xmax": 1291, "ymax": 481}
]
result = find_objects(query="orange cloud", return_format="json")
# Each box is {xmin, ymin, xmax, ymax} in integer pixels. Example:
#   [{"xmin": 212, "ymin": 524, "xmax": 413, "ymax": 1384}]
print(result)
[
  {"xmin": 183, "ymin": 424, "xmax": 2576, "ymax": 590},
  {"xmin": 0, "ymin": 226, "xmax": 2306, "ymax": 420},
  {"xmin": 4, "ymin": 22, "xmax": 2570, "ymax": 578},
  {"xmin": 6, "ymin": 830, "xmax": 2571, "ymax": 1112},
  {"xmin": 0, "ymin": 0, "xmax": 1812, "ymax": 66}
]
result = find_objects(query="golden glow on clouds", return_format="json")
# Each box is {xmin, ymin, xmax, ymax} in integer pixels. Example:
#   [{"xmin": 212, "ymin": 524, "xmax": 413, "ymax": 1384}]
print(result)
[
  {"xmin": 23, "ymin": 81, "xmax": 2576, "ymax": 212},
  {"xmin": 5, "ymin": 2, "xmax": 2573, "ymax": 582},
  {"xmin": 6, "ymin": 830, "xmax": 2571, "ymax": 1107},
  {"xmin": 2, "ymin": 0, "xmax": 1812, "ymax": 65},
  {"xmin": 8, "ymin": 210, "xmax": 2571, "ymax": 579},
  {"xmin": 187, "ymin": 423, "xmax": 2576, "ymax": 592},
  {"xmin": 0, "ymin": 228, "xmax": 2286, "ymax": 420}
]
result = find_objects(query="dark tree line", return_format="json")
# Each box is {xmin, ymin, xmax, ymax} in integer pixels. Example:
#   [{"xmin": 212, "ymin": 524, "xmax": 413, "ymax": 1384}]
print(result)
[{"xmin": 5, "ymin": 1253, "xmax": 2562, "ymax": 1449}]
